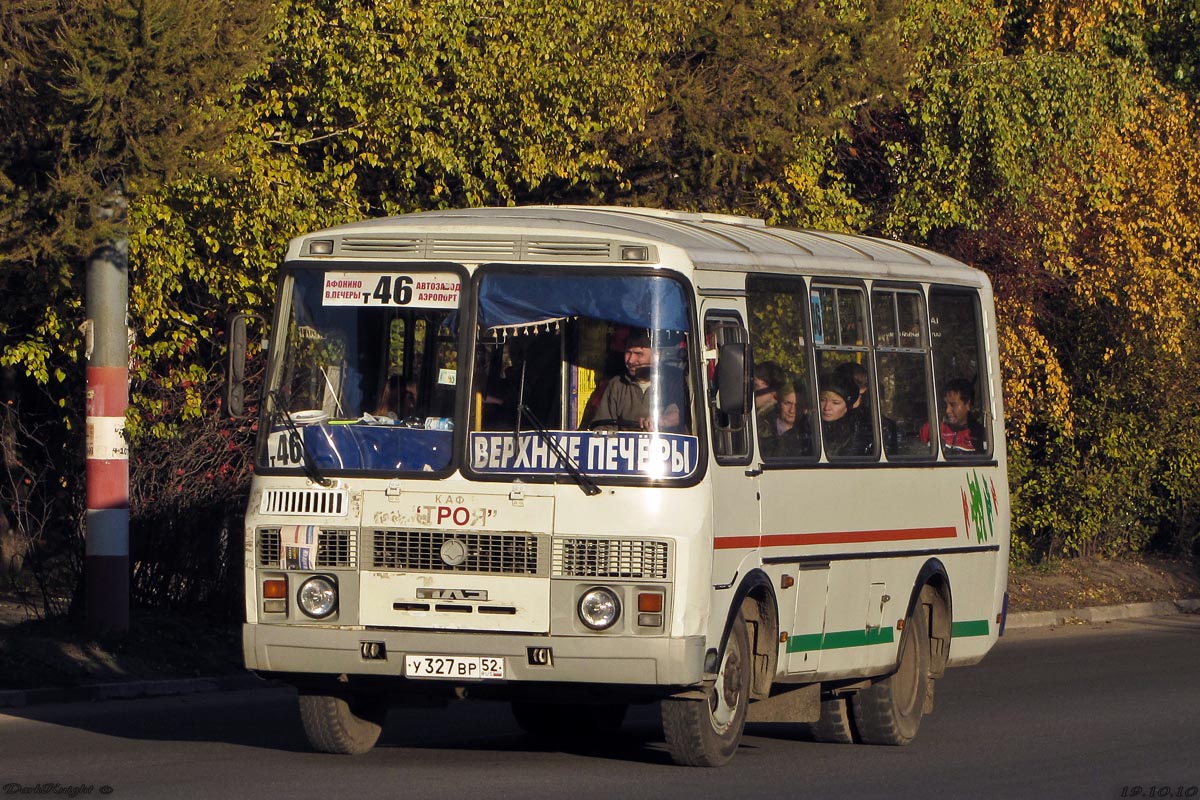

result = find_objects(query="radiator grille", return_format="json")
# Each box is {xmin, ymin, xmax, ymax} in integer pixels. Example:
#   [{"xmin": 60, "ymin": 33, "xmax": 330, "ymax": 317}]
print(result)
[
  {"xmin": 257, "ymin": 527, "xmax": 358, "ymax": 568},
  {"xmin": 260, "ymin": 488, "xmax": 348, "ymax": 517},
  {"xmin": 372, "ymin": 530, "xmax": 539, "ymax": 575},
  {"xmin": 315, "ymin": 529, "xmax": 356, "ymax": 567},
  {"xmin": 552, "ymin": 538, "xmax": 670, "ymax": 579},
  {"xmin": 258, "ymin": 528, "xmax": 281, "ymax": 567}
]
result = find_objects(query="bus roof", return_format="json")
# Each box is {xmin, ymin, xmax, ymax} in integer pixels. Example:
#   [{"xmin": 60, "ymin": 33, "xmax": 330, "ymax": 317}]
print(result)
[{"xmin": 287, "ymin": 206, "xmax": 985, "ymax": 285}]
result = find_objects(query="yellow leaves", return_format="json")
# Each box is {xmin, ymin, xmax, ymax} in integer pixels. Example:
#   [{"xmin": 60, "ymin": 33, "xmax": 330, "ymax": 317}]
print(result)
[
  {"xmin": 996, "ymin": 295, "xmax": 1074, "ymax": 445},
  {"xmin": 1027, "ymin": 0, "xmax": 1148, "ymax": 51}
]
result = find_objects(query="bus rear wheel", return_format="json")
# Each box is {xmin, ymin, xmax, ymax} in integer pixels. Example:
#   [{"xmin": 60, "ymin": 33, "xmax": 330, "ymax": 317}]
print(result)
[
  {"xmin": 809, "ymin": 696, "xmax": 855, "ymax": 744},
  {"xmin": 661, "ymin": 608, "xmax": 750, "ymax": 767},
  {"xmin": 850, "ymin": 601, "xmax": 931, "ymax": 745},
  {"xmin": 298, "ymin": 690, "xmax": 388, "ymax": 754}
]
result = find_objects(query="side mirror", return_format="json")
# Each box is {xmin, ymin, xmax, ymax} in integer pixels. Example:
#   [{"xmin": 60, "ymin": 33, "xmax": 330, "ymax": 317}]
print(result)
[
  {"xmin": 223, "ymin": 313, "xmax": 255, "ymax": 418},
  {"xmin": 716, "ymin": 343, "xmax": 747, "ymax": 418}
]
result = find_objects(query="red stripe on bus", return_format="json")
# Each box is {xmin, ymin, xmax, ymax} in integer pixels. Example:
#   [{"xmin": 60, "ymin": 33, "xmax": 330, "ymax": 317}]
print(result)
[{"xmin": 713, "ymin": 526, "xmax": 958, "ymax": 550}]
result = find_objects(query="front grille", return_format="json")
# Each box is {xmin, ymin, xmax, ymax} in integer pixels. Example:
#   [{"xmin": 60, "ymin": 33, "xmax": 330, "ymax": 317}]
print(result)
[
  {"xmin": 257, "ymin": 527, "xmax": 357, "ymax": 569},
  {"xmin": 258, "ymin": 528, "xmax": 281, "ymax": 567},
  {"xmin": 372, "ymin": 530, "xmax": 539, "ymax": 575},
  {"xmin": 552, "ymin": 538, "xmax": 670, "ymax": 579},
  {"xmin": 260, "ymin": 488, "xmax": 347, "ymax": 517},
  {"xmin": 315, "ymin": 529, "xmax": 356, "ymax": 567}
]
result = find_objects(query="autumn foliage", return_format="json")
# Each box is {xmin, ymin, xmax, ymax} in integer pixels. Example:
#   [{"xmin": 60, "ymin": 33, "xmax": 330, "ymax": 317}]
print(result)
[{"xmin": 2, "ymin": 0, "xmax": 1199, "ymax": 612}]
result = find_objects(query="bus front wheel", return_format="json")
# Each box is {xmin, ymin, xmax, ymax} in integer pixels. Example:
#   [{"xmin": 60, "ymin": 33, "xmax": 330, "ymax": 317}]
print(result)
[
  {"xmin": 850, "ymin": 601, "xmax": 931, "ymax": 745},
  {"xmin": 661, "ymin": 608, "xmax": 750, "ymax": 767},
  {"xmin": 298, "ymin": 690, "xmax": 388, "ymax": 754}
]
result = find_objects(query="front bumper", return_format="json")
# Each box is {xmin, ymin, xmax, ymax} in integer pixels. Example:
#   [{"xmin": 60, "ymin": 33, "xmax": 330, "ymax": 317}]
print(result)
[{"xmin": 244, "ymin": 623, "xmax": 706, "ymax": 687}]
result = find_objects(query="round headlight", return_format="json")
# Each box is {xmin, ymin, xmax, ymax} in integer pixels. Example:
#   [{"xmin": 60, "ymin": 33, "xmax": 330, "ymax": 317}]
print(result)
[
  {"xmin": 578, "ymin": 586, "xmax": 621, "ymax": 631},
  {"xmin": 297, "ymin": 576, "xmax": 337, "ymax": 619}
]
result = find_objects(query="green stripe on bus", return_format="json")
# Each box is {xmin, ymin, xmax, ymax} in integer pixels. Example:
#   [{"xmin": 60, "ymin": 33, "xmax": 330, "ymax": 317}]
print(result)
[
  {"xmin": 786, "ymin": 626, "xmax": 895, "ymax": 653},
  {"xmin": 951, "ymin": 620, "xmax": 990, "ymax": 637}
]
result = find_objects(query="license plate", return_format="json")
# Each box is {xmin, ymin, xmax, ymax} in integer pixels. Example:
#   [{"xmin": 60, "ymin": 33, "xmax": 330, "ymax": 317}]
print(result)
[{"xmin": 404, "ymin": 655, "xmax": 505, "ymax": 680}]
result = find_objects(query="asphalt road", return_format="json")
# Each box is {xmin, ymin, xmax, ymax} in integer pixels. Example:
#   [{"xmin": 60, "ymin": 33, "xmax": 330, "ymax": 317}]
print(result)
[{"xmin": 2, "ymin": 615, "xmax": 1198, "ymax": 800}]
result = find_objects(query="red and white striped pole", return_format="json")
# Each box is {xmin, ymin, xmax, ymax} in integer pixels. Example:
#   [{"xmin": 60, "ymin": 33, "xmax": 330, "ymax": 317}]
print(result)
[{"xmin": 85, "ymin": 241, "xmax": 129, "ymax": 635}]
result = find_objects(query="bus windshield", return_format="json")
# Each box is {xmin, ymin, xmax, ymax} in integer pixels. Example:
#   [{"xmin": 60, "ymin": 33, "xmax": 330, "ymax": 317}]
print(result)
[
  {"xmin": 468, "ymin": 270, "xmax": 699, "ymax": 482},
  {"xmin": 262, "ymin": 267, "xmax": 464, "ymax": 475}
]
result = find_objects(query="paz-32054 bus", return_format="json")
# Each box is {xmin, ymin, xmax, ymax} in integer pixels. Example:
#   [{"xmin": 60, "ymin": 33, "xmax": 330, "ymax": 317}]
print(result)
[{"xmin": 225, "ymin": 206, "xmax": 1009, "ymax": 766}]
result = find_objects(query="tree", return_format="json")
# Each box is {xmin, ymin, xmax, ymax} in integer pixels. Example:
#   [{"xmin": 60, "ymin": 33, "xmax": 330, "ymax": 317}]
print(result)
[
  {"xmin": 597, "ymin": 0, "xmax": 917, "ymax": 213},
  {"xmin": 0, "ymin": 0, "xmax": 274, "ymax": 607},
  {"xmin": 865, "ymin": 0, "xmax": 1200, "ymax": 559}
]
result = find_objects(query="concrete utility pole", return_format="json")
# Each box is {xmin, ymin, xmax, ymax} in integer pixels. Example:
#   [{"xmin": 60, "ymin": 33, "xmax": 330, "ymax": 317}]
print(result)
[{"xmin": 85, "ymin": 238, "xmax": 130, "ymax": 635}]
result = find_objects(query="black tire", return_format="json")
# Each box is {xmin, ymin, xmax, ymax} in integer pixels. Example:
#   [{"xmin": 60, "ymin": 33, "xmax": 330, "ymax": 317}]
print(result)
[
  {"xmin": 850, "ymin": 600, "xmax": 931, "ymax": 746},
  {"xmin": 511, "ymin": 701, "xmax": 628, "ymax": 739},
  {"xmin": 809, "ymin": 696, "xmax": 855, "ymax": 744},
  {"xmin": 661, "ymin": 608, "xmax": 751, "ymax": 767},
  {"xmin": 298, "ymin": 691, "xmax": 388, "ymax": 754}
]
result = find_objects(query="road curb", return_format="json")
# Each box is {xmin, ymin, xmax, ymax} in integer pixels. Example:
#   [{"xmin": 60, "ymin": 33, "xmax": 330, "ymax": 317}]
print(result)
[
  {"xmin": 0, "ymin": 672, "xmax": 283, "ymax": 710},
  {"xmin": 1005, "ymin": 597, "xmax": 1200, "ymax": 630}
]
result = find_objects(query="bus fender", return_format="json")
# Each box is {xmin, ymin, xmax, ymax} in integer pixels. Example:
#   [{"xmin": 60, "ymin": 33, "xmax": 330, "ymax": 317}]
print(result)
[
  {"xmin": 903, "ymin": 558, "xmax": 953, "ymax": 679},
  {"xmin": 707, "ymin": 569, "xmax": 778, "ymax": 701}
]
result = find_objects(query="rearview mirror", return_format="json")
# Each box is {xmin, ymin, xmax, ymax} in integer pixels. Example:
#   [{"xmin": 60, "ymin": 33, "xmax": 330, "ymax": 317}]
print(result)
[
  {"xmin": 716, "ymin": 343, "xmax": 747, "ymax": 418},
  {"xmin": 223, "ymin": 313, "xmax": 255, "ymax": 418}
]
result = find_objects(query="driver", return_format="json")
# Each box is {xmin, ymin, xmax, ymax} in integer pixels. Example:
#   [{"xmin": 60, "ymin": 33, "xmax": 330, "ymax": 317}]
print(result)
[{"xmin": 593, "ymin": 329, "xmax": 687, "ymax": 433}]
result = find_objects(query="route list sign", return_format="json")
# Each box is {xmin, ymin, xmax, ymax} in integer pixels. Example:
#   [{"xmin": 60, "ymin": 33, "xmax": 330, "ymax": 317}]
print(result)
[
  {"xmin": 322, "ymin": 271, "xmax": 461, "ymax": 308},
  {"xmin": 469, "ymin": 431, "xmax": 698, "ymax": 478}
]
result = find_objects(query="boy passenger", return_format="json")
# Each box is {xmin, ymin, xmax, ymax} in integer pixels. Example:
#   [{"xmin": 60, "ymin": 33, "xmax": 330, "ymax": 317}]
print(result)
[{"xmin": 921, "ymin": 378, "xmax": 985, "ymax": 454}]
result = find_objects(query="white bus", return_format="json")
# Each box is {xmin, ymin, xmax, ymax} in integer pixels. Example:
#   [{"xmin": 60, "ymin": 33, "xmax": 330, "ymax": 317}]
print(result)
[{"xmin": 227, "ymin": 206, "xmax": 1009, "ymax": 766}]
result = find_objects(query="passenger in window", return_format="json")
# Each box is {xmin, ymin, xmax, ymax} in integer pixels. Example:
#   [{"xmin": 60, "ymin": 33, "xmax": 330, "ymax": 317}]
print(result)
[
  {"xmin": 921, "ymin": 378, "xmax": 985, "ymax": 455},
  {"xmin": 753, "ymin": 361, "xmax": 786, "ymax": 419},
  {"xmin": 819, "ymin": 373, "xmax": 872, "ymax": 457},
  {"xmin": 835, "ymin": 362, "xmax": 870, "ymax": 415},
  {"xmin": 759, "ymin": 380, "xmax": 812, "ymax": 457},
  {"xmin": 593, "ymin": 329, "xmax": 688, "ymax": 433}
]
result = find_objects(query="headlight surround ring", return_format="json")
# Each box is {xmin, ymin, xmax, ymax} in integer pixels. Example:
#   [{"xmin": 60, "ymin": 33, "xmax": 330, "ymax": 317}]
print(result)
[
  {"xmin": 297, "ymin": 575, "xmax": 338, "ymax": 619},
  {"xmin": 578, "ymin": 586, "xmax": 621, "ymax": 631}
]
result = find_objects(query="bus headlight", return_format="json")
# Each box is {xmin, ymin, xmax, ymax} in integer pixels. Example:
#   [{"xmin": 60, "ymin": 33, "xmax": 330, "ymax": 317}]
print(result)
[
  {"xmin": 578, "ymin": 587, "xmax": 621, "ymax": 630},
  {"xmin": 297, "ymin": 576, "xmax": 338, "ymax": 619}
]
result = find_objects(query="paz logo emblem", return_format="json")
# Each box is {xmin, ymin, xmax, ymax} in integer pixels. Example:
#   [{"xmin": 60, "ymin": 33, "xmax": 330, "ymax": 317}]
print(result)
[{"xmin": 440, "ymin": 538, "xmax": 468, "ymax": 567}]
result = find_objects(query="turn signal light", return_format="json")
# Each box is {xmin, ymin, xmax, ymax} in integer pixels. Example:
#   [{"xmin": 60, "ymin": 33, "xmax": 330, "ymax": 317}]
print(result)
[
  {"xmin": 638, "ymin": 592, "xmax": 663, "ymax": 613},
  {"xmin": 263, "ymin": 578, "xmax": 287, "ymax": 599}
]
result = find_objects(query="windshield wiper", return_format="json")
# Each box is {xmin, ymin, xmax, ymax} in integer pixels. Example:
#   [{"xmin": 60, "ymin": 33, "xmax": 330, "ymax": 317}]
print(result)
[
  {"xmin": 268, "ymin": 390, "xmax": 334, "ymax": 488},
  {"xmin": 511, "ymin": 361, "xmax": 599, "ymax": 496},
  {"xmin": 516, "ymin": 404, "xmax": 601, "ymax": 496}
]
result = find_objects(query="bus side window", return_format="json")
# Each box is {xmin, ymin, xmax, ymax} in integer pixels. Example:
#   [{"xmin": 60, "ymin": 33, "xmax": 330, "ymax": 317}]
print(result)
[
  {"xmin": 811, "ymin": 284, "xmax": 877, "ymax": 460},
  {"xmin": 704, "ymin": 314, "xmax": 750, "ymax": 462},
  {"xmin": 746, "ymin": 277, "xmax": 816, "ymax": 462},
  {"xmin": 929, "ymin": 287, "xmax": 991, "ymax": 457},
  {"xmin": 872, "ymin": 287, "xmax": 935, "ymax": 458}
]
